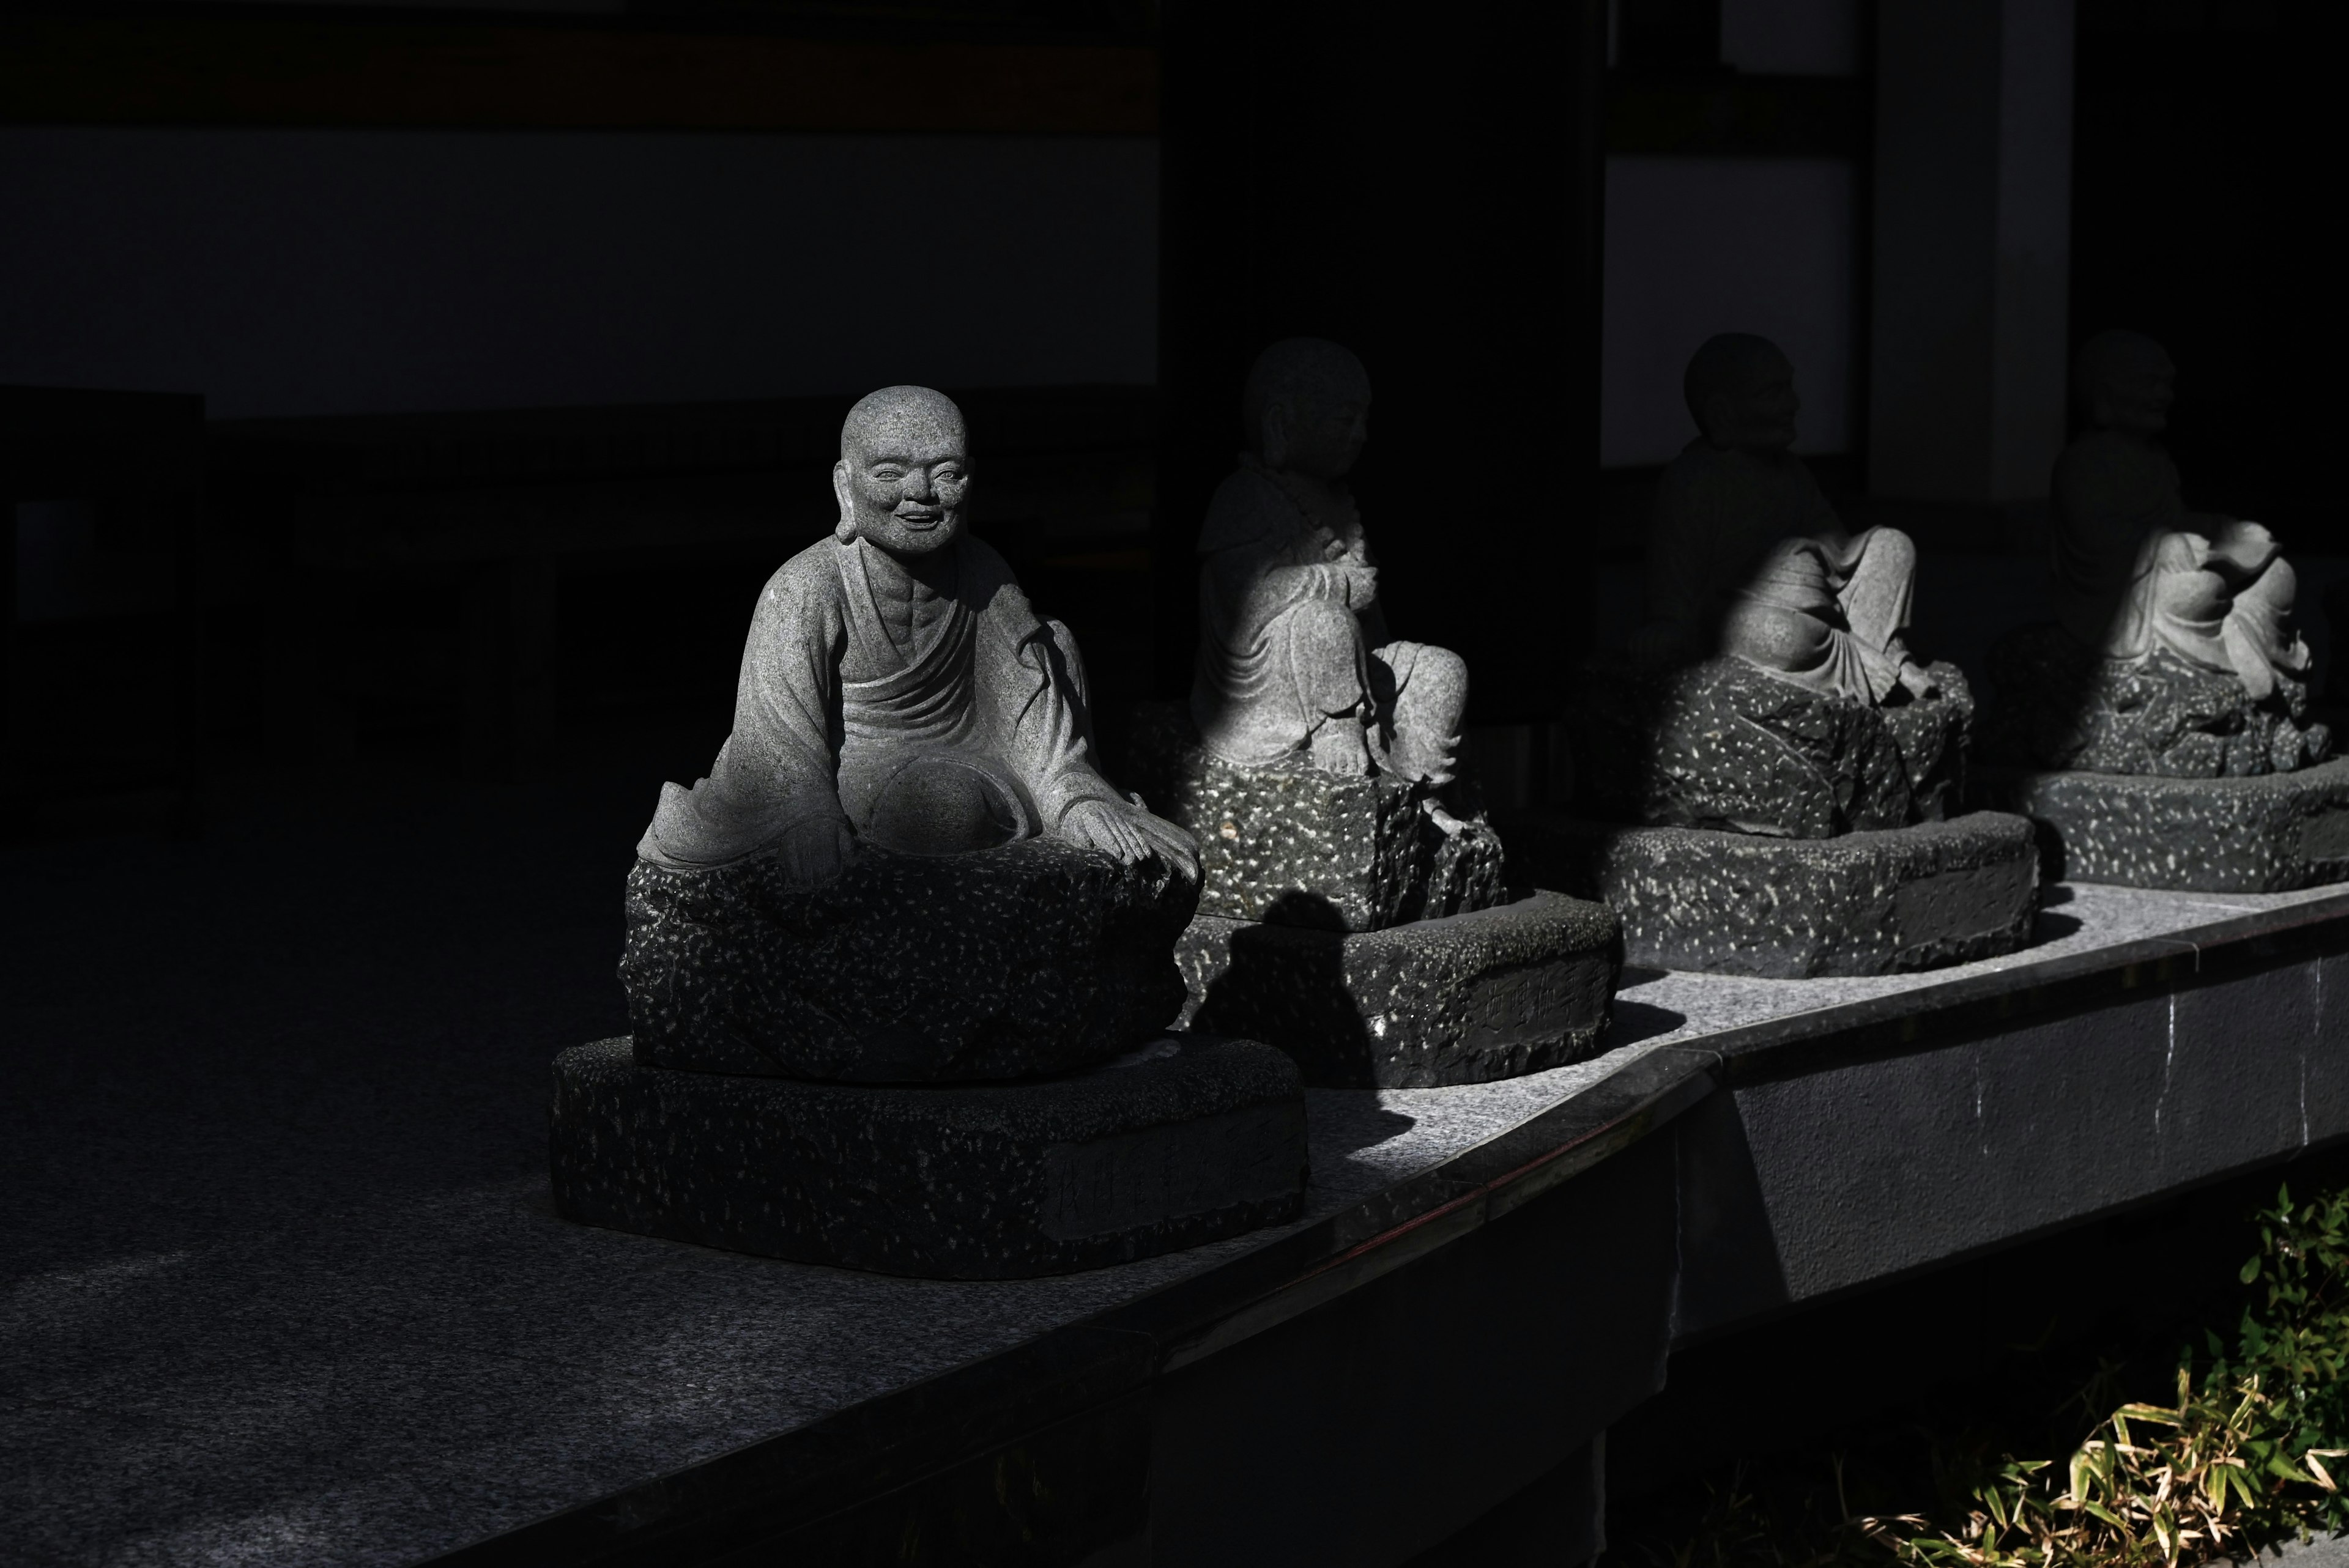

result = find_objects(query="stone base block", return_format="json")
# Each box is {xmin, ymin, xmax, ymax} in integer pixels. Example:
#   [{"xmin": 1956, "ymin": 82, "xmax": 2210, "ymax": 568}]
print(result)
[
  {"xmin": 1499, "ymin": 810, "xmax": 2038, "ymax": 978},
  {"xmin": 1124, "ymin": 702, "xmax": 1505, "ymax": 931},
  {"xmin": 1177, "ymin": 892, "xmax": 1620, "ymax": 1089},
  {"xmin": 550, "ymin": 1035, "xmax": 1307, "ymax": 1279},
  {"xmin": 1978, "ymin": 760, "xmax": 2349, "ymax": 892}
]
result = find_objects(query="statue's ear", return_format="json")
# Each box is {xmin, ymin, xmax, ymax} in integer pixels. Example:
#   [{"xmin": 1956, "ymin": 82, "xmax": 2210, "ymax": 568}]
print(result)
[{"xmin": 831, "ymin": 460, "xmax": 858, "ymax": 542}]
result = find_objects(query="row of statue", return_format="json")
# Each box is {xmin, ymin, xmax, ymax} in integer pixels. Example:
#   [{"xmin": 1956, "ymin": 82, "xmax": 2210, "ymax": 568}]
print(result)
[{"xmin": 553, "ymin": 327, "xmax": 2343, "ymax": 1278}]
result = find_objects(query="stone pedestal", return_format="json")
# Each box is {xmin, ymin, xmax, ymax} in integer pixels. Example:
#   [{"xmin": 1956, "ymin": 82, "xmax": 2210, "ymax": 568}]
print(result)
[
  {"xmin": 1127, "ymin": 705, "xmax": 1619, "ymax": 1085},
  {"xmin": 551, "ymin": 1034, "xmax": 1307, "ymax": 1279},
  {"xmin": 623, "ymin": 839, "xmax": 1195, "ymax": 1082},
  {"xmin": 1978, "ymin": 761, "xmax": 2349, "ymax": 893},
  {"xmin": 1501, "ymin": 811, "xmax": 2039, "ymax": 978},
  {"xmin": 1178, "ymin": 892, "xmax": 1620, "ymax": 1089}
]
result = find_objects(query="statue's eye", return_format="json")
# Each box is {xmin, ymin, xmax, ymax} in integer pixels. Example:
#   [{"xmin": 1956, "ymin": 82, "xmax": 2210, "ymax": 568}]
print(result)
[{"xmin": 871, "ymin": 467, "xmax": 904, "ymax": 481}]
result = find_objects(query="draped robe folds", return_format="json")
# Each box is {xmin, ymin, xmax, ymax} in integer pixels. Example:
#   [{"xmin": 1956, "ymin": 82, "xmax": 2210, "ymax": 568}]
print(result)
[
  {"xmin": 637, "ymin": 534, "xmax": 1119, "ymax": 871},
  {"xmin": 2050, "ymin": 429, "xmax": 2308, "ymax": 701},
  {"xmin": 1192, "ymin": 457, "xmax": 1450, "ymax": 770},
  {"xmin": 1646, "ymin": 439, "xmax": 1915, "ymax": 704}
]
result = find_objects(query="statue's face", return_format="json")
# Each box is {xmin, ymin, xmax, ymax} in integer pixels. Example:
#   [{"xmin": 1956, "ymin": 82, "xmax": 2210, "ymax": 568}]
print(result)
[
  {"xmin": 1266, "ymin": 394, "xmax": 1370, "ymax": 479},
  {"xmin": 1704, "ymin": 356, "xmax": 1800, "ymax": 453},
  {"xmin": 833, "ymin": 415, "xmax": 970, "ymax": 557},
  {"xmin": 2093, "ymin": 349, "xmax": 2175, "ymax": 434}
]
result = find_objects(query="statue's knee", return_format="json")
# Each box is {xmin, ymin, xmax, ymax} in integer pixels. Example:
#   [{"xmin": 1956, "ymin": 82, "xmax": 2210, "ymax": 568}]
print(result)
[
  {"xmin": 1415, "ymin": 645, "xmax": 1468, "ymax": 707},
  {"xmin": 1855, "ymin": 525, "xmax": 1917, "ymax": 581},
  {"xmin": 1277, "ymin": 599, "xmax": 1369, "ymax": 712},
  {"xmin": 2244, "ymin": 555, "xmax": 2299, "ymax": 612}
]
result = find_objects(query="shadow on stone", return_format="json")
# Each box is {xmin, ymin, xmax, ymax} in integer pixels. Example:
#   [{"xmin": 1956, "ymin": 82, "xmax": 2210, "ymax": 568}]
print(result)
[{"xmin": 1601, "ymin": 999, "xmax": 1689, "ymax": 1049}]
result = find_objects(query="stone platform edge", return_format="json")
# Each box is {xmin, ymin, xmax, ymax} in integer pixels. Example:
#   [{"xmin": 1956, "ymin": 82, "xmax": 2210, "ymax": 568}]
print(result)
[{"xmin": 436, "ymin": 886, "xmax": 2349, "ymax": 1568}]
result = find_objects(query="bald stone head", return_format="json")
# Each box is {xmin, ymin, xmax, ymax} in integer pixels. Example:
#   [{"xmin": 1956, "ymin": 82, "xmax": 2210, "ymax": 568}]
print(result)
[
  {"xmin": 2074, "ymin": 330, "xmax": 2175, "ymax": 436},
  {"xmin": 1685, "ymin": 333, "xmax": 1800, "ymax": 454},
  {"xmin": 1243, "ymin": 338, "xmax": 1371, "ymax": 478},
  {"xmin": 832, "ymin": 386, "xmax": 970, "ymax": 557}
]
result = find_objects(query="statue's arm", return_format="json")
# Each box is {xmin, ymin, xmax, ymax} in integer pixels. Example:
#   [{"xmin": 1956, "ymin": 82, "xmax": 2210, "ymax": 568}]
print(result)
[{"xmin": 636, "ymin": 555, "xmax": 847, "ymax": 873}]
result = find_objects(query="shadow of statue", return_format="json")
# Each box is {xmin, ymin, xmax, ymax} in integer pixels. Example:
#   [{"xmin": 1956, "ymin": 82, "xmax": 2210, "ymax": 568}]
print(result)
[{"xmin": 1191, "ymin": 890, "xmax": 1379, "ymax": 1084}]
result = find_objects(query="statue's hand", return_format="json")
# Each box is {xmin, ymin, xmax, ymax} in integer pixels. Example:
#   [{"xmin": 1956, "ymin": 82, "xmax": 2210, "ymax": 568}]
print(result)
[
  {"xmin": 1061, "ymin": 797, "xmax": 1201, "ymax": 881},
  {"xmin": 1335, "ymin": 562, "xmax": 1379, "ymax": 608},
  {"xmin": 777, "ymin": 815, "xmax": 855, "ymax": 887}
]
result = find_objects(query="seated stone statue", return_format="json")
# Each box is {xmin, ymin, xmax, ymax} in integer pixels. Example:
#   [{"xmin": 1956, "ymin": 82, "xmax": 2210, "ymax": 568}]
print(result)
[
  {"xmin": 642, "ymin": 385, "xmax": 1197, "ymax": 880},
  {"xmin": 1986, "ymin": 331, "xmax": 2327, "ymax": 777},
  {"xmin": 1575, "ymin": 335, "xmax": 1968, "ymax": 838},
  {"xmin": 623, "ymin": 386, "xmax": 1200, "ymax": 1082},
  {"xmin": 1634, "ymin": 333, "xmax": 1933, "ymax": 703},
  {"xmin": 1191, "ymin": 337, "xmax": 1468, "ymax": 786},
  {"xmin": 1132, "ymin": 338, "xmax": 1502, "ymax": 931}
]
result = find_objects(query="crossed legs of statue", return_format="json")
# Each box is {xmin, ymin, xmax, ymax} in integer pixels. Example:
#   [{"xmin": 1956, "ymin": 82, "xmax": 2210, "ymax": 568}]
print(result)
[
  {"xmin": 1721, "ymin": 526, "xmax": 1928, "ymax": 704},
  {"xmin": 1370, "ymin": 642, "xmax": 1466, "ymax": 786},
  {"xmin": 1277, "ymin": 597, "xmax": 1464, "ymax": 784}
]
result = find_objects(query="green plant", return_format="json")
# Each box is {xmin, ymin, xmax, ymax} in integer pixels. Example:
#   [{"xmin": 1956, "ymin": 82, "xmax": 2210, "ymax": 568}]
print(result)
[
  {"xmin": 1617, "ymin": 1181, "xmax": 2349, "ymax": 1568},
  {"xmin": 1859, "ymin": 1182, "xmax": 2349, "ymax": 1568}
]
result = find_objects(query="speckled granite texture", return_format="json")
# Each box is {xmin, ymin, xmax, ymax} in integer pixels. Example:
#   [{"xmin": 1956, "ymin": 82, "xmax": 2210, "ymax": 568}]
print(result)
[
  {"xmin": 1981, "ymin": 760, "xmax": 2349, "ymax": 892},
  {"xmin": 1124, "ymin": 702, "xmax": 1504, "ymax": 931},
  {"xmin": 1504, "ymin": 810, "xmax": 2038, "ymax": 977},
  {"xmin": 1566, "ymin": 655, "xmax": 1973, "ymax": 837},
  {"xmin": 1176, "ymin": 892, "xmax": 1620, "ymax": 1087},
  {"xmin": 552, "ymin": 1034, "xmax": 1306, "ymax": 1278},
  {"xmin": 1984, "ymin": 623, "xmax": 2331, "ymax": 778},
  {"xmin": 622, "ymin": 838, "xmax": 1195, "ymax": 1081}
]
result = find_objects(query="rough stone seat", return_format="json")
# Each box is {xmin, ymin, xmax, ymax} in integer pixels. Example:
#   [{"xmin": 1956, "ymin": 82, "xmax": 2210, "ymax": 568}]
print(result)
[
  {"xmin": 1124, "ymin": 702, "xmax": 1504, "ymax": 931},
  {"xmin": 1983, "ymin": 622, "xmax": 2330, "ymax": 779},
  {"xmin": 622, "ymin": 838, "xmax": 1197, "ymax": 1082},
  {"xmin": 1565, "ymin": 654, "xmax": 1974, "ymax": 838}
]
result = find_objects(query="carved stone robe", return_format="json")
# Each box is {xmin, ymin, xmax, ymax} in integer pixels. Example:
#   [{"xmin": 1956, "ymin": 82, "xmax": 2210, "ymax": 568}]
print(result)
[{"xmin": 638, "ymin": 534, "xmax": 1118, "ymax": 870}]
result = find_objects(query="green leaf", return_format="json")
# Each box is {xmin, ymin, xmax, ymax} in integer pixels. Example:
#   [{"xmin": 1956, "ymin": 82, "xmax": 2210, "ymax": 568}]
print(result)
[{"xmin": 2245, "ymin": 1258, "xmax": 2265, "ymax": 1285}]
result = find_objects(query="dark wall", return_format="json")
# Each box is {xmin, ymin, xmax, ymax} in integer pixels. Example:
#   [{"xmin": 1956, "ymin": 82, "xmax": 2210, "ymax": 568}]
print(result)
[
  {"xmin": 2069, "ymin": 4, "xmax": 2326, "ymax": 540},
  {"xmin": 0, "ymin": 128, "xmax": 1157, "ymax": 420},
  {"xmin": 1154, "ymin": 0, "xmax": 1609, "ymax": 719}
]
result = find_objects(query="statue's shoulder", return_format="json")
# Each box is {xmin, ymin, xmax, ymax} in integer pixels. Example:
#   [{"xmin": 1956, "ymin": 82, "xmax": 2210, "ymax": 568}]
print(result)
[
  {"xmin": 1198, "ymin": 465, "xmax": 1297, "ymax": 555},
  {"xmin": 752, "ymin": 538, "xmax": 852, "ymax": 626},
  {"xmin": 769, "ymin": 537, "xmax": 847, "ymax": 596}
]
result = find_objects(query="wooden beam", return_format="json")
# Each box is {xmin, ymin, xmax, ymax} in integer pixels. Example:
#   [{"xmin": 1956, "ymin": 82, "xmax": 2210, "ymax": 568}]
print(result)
[{"xmin": 0, "ymin": 17, "xmax": 1157, "ymax": 135}]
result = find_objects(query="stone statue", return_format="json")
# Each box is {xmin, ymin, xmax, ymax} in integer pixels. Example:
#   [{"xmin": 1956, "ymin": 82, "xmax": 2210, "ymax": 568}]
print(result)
[
  {"xmin": 1571, "ymin": 335, "xmax": 1972, "ymax": 840},
  {"xmin": 1126, "ymin": 340, "xmax": 1622, "ymax": 1086},
  {"xmin": 641, "ymin": 385, "xmax": 1198, "ymax": 882},
  {"xmin": 2054, "ymin": 330, "xmax": 2307, "ymax": 700},
  {"xmin": 1985, "ymin": 331, "xmax": 2328, "ymax": 778},
  {"xmin": 1634, "ymin": 333, "xmax": 1933, "ymax": 704},
  {"xmin": 1541, "ymin": 334, "xmax": 2035, "ymax": 976},
  {"xmin": 621, "ymin": 386, "xmax": 1203, "ymax": 1084},
  {"xmin": 1190, "ymin": 338, "xmax": 1468, "ymax": 789}
]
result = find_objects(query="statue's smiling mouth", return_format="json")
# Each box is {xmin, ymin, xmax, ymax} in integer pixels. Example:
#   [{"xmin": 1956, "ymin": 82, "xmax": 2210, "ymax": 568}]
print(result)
[{"xmin": 894, "ymin": 507, "xmax": 946, "ymax": 530}]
